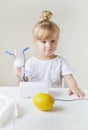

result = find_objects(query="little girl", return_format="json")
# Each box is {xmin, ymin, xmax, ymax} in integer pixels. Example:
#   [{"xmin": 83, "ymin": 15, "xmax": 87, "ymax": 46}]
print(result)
[{"xmin": 14, "ymin": 10, "xmax": 85, "ymax": 97}]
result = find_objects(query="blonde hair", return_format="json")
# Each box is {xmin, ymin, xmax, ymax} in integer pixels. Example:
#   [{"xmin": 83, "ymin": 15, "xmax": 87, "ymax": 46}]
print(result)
[{"xmin": 33, "ymin": 11, "xmax": 60, "ymax": 41}]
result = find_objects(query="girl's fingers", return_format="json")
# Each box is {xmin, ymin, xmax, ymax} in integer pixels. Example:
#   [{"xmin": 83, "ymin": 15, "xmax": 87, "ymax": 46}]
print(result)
[
  {"xmin": 68, "ymin": 88, "xmax": 85, "ymax": 97},
  {"xmin": 76, "ymin": 88, "xmax": 85, "ymax": 97},
  {"xmin": 68, "ymin": 89, "xmax": 74, "ymax": 95}
]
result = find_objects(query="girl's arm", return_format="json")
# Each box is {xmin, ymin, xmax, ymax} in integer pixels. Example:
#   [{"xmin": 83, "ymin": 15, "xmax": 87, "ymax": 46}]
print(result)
[
  {"xmin": 64, "ymin": 74, "xmax": 85, "ymax": 97},
  {"xmin": 13, "ymin": 68, "xmax": 21, "ymax": 84}
]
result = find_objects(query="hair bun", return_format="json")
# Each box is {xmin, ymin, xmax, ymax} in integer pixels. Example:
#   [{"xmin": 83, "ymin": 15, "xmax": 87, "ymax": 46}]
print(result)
[{"xmin": 40, "ymin": 11, "xmax": 52, "ymax": 21}]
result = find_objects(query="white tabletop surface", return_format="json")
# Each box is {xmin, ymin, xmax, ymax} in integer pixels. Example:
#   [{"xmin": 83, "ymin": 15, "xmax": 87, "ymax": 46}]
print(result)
[{"xmin": 0, "ymin": 86, "xmax": 88, "ymax": 130}]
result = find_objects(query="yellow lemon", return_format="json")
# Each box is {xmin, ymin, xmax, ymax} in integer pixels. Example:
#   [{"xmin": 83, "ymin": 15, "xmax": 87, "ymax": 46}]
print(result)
[{"xmin": 33, "ymin": 93, "xmax": 54, "ymax": 111}]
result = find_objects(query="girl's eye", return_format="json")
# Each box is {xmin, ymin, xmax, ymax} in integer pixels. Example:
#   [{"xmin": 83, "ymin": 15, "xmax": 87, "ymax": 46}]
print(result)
[
  {"xmin": 51, "ymin": 40, "xmax": 55, "ymax": 43},
  {"xmin": 41, "ymin": 41, "xmax": 46, "ymax": 44}
]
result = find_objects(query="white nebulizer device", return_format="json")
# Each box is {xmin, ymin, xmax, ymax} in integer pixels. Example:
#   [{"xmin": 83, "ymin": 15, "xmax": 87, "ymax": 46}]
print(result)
[
  {"xmin": 13, "ymin": 57, "xmax": 24, "ymax": 81},
  {"xmin": 5, "ymin": 47, "xmax": 29, "ymax": 81},
  {"xmin": 13, "ymin": 57, "xmax": 23, "ymax": 69}
]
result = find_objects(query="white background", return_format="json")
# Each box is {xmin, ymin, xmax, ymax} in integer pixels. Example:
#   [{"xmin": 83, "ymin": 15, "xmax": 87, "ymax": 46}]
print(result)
[{"xmin": 0, "ymin": 0, "xmax": 88, "ymax": 87}]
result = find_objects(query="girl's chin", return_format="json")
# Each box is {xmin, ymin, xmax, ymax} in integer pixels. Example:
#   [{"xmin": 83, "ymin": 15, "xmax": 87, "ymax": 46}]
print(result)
[{"xmin": 45, "ymin": 51, "xmax": 53, "ymax": 55}]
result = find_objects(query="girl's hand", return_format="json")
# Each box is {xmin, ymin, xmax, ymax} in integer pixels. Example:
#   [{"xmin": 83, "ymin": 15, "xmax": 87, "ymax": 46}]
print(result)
[
  {"xmin": 13, "ymin": 68, "xmax": 22, "ymax": 83},
  {"xmin": 13, "ymin": 68, "xmax": 21, "ymax": 76},
  {"xmin": 64, "ymin": 74, "xmax": 85, "ymax": 98},
  {"xmin": 68, "ymin": 87, "xmax": 85, "ymax": 97}
]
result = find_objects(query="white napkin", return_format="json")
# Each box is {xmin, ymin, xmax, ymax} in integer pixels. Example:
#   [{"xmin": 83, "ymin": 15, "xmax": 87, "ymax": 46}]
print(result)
[{"xmin": 0, "ymin": 94, "xmax": 24, "ymax": 128}]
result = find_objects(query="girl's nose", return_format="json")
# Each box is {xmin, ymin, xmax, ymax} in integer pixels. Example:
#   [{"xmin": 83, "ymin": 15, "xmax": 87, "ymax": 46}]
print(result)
[{"xmin": 46, "ymin": 42, "xmax": 51, "ymax": 47}]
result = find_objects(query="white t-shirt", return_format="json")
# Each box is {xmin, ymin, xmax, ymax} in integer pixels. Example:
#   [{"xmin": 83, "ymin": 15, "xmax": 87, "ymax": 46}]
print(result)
[{"xmin": 25, "ymin": 56, "xmax": 74, "ymax": 88}]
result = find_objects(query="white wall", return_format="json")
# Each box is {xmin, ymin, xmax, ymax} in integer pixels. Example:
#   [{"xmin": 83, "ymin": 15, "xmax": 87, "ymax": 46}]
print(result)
[{"xmin": 0, "ymin": 0, "xmax": 88, "ymax": 88}]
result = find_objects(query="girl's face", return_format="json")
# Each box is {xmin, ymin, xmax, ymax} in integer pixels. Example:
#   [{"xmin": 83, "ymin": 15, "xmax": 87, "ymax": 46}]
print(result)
[{"xmin": 36, "ymin": 35, "xmax": 59, "ymax": 57}]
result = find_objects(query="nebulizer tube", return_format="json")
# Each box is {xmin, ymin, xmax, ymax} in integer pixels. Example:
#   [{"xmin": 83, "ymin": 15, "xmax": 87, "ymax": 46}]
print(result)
[{"xmin": 22, "ymin": 47, "xmax": 29, "ymax": 81}]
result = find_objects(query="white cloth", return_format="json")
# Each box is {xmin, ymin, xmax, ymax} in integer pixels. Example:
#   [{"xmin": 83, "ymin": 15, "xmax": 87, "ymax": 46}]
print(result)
[
  {"xmin": 25, "ymin": 56, "xmax": 74, "ymax": 87},
  {"xmin": 0, "ymin": 94, "xmax": 24, "ymax": 128}
]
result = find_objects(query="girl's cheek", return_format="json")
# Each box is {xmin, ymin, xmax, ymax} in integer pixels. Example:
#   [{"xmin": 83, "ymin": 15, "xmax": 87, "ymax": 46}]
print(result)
[
  {"xmin": 52, "ymin": 44, "xmax": 56, "ymax": 48},
  {"xmin": 38, "ymin": 45, "xmax": 44, "ymax": 50}
]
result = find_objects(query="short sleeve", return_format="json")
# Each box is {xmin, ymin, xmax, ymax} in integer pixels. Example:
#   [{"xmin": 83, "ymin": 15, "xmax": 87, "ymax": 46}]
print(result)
[{"xmin": 61, "ymin": 58, "xmax": 75, "ymax": 76}]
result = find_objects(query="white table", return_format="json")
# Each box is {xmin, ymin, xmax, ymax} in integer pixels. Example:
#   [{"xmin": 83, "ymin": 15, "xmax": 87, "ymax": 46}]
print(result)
[{"xmin": 0, "ymin": 86, "xmax": 88, "ymax": 130}]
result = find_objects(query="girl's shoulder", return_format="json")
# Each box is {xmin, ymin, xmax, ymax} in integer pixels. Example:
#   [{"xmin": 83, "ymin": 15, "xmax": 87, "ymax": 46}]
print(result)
[
  {"xmin": 25, "ymin": 56, "xmax": 35, "ymax": 64},
  {"xmin": 54, "ymin": 55, "xmax": 66, "ymax": 61},
  {"xmin": 54, "ymin": 56, "xmax": 70, "ymax": 66}
]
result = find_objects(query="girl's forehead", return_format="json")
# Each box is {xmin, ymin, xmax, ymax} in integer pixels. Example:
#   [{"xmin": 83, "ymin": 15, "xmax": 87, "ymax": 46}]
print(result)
[{"xmin": 40, "ymin": 34, "xmax": 58, "ymax": 40}]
